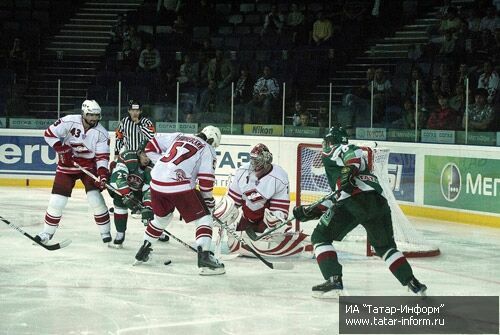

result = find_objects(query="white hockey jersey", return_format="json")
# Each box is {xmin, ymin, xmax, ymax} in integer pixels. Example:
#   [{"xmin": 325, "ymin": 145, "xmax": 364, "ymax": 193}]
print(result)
[
  {"xmin": 145, "ymin": 133, "xmax": 216, "ymax": 194},
  {"xmin": 228, "ymin": 162, "xmax": 290, "ymax": 222},
  {"xmin": 44, "ymin": 115, "xmax": 110, "ymax": 174}
]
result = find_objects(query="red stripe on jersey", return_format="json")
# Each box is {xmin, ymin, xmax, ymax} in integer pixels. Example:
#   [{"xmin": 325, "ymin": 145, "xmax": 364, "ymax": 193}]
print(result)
[
  {"xmin": 198, "ymin": 173, "xmax": 215, "ymax": 179},
  {"xmin": 145, "ymin": 138, "xmax": 161, "ymax": 154},
  {"xmin": 316, "ymin": 250, "xmax": 337, "ymax": 263},
  {"xmin": 345, "ymin": 157, "xmax": 361, "ymax": 169},
  {"xmin": 152, "ymin": 178, "xmax": 190, "ymax": 187},
  {"xmin": 270, "ymin": 199, "xmax": 289, "ymax": 204},
  {"xmin": 198, "ymin": 178, "xmax": 214, "ymax": 190},
  {"xmin": 269, "ymin": 202, "xmax": 290, "ymax": 209},
  {"xmin": 389, "ymin": 256, "xmax": 407, "ymax": 273},
  {"xmin": 142, "ymin": 201, "xmax": 152, "ymax": 208},
  {"xmin": 44, "ymin": 128, "xmax": 57, "ymax": 138}
]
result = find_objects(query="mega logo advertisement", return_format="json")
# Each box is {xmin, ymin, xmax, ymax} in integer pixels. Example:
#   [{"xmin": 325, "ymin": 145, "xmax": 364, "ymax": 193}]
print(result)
[
  {"xmin": 0, "ymin": 135, "xmax": 57, "ymax": 176},
  {"xmin": 424, "ymin": 155, "xmax": 500, "ymax": 213}
]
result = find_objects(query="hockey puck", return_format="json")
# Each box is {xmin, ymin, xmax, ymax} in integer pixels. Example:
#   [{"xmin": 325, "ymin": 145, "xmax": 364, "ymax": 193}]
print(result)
[
  {"xmin": 164, "ymin": 260, "xmax": 172, "ymax": 266},
  {"xmin": 109, "ymin": 207, "xmax": 114, "ymax": 213}
]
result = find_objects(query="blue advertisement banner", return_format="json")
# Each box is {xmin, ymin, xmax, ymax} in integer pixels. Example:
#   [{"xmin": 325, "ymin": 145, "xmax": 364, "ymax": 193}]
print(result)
[
  {"xmin": 0, "ymin": 135, "xmax": 57, "ymax": 176},
  {"xmin": 388, "ymin": 153, "xmax": 415, "ymax": 202}
]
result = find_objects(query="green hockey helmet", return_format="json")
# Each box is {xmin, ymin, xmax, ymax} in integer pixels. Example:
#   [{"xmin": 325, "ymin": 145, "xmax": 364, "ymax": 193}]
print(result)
[{"xmin": 324, "ymin": 125, "xmax": 348, "ymax": 147}]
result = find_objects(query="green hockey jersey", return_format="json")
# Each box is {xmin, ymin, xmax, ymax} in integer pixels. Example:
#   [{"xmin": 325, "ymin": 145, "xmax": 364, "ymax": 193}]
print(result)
[
  {"xmin": 110, "ymin": 150, "xmax": 153, "ymax": 193},
  {"xmin": 321, "ymin": 144, "xmax": 383, "ymax": 201}
]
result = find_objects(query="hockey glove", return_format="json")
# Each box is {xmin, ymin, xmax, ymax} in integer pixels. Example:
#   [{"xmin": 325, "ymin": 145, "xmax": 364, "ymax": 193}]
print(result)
[
  {"xmin": 340, "ymin": 165, "xmax": 357, "ymax": 194},
  {"xmin": 123, "ymin": 194, "xmax": 141, "ymax": 212},
  {"xmin": 293, "ymin": 205, "xmax": 323, "ymax": 222},
  {"xmin": 94, "ymin": 167, "xmax": 109, "ymax": 191},
  {"xmin": 263, "ymin": 208, "xmax": 284, "ymax": 229},
  {"xmin": 53, "ymin": 142, "xmax": 74, "ymax": 167},
  {"xmin": 141, "ymin": 206, "xmax": 154, "ymax": 225}
]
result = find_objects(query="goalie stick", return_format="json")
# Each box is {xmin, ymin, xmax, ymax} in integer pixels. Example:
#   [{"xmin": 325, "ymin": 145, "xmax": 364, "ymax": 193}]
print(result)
[
  {"xmin": 0, "ymin": 215, "xmax": 72, "ymax": 251},
  {"xmin": 213, "ymin": 216, "xmax": 293, "ymax": 270},
  {"xmin": 245, "ymin": 191, "xmax": 336, "ymax": 241}
]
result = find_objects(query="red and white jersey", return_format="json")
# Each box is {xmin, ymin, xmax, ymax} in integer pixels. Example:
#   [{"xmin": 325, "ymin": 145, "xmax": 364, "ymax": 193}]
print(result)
[
  {"xmin": 228, "ymin": 163, "xmax": 290, "ymax": 222},
  {"xmin": 44, "ymin": 115, "xmax": 110, "ymax": 174},
  {"xmin": 146, "ymin": 133, "xmax": 216, "ymax": 194}
]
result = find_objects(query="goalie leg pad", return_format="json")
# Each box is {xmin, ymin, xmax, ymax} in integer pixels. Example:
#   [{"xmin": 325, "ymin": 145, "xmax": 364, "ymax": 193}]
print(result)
[{"xmin": 213, "ymin": 196, "xmax": 240, "ymax": 225}]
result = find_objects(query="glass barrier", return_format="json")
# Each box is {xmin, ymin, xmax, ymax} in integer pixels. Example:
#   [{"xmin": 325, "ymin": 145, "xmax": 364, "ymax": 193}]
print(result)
[{"xmin": 3, "ymin": 50, "xmax": 499, "ymax": 146}]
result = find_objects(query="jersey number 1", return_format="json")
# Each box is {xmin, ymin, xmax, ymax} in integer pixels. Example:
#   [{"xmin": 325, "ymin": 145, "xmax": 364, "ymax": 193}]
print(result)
[{"xmin": 161, "ymin": 142, "xmax": 197, "ymax": 165}]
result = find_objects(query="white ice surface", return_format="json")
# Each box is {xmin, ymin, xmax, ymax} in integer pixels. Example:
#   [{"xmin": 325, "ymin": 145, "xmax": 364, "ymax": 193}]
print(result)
[{"xmin": 0, "ymin": 187, "xmax": 499, "ymax": 335}]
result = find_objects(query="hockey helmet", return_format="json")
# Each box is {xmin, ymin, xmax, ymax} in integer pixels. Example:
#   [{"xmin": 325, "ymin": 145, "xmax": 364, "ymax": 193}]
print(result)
[
  {"xmin": 128, "ymin": 99, "xmax": 141, "ymax": 111},
  {"xmin": 250, "ymin": 143, "xmax": 273, "ymax": 171},
  {"xmin": 81, "ymin": 99, "xmax": 102, "ymax": 119},
  {"xmin": 200, "ymin": 125, "xmax": 222, "ymax": 148},
  {"xmin": 324, "ymin": 125, "xmax": 348, "ymax": 147}
]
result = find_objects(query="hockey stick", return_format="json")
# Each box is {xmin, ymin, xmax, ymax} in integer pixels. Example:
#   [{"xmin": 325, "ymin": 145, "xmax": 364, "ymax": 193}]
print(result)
[
  {"xmin": 213, "ymin": 216, "xmax": 293, "ymax": 270},
  {"xmin": 74, "ymin": 164, "xmax": 198, "ymax": 254},
  {"xmin": 245, "ymin": 191, "xmax": 336, "ymax": 241},
  {"xmin": 0, "ymin": 215, "xmax": 72, "ymax": 251}
]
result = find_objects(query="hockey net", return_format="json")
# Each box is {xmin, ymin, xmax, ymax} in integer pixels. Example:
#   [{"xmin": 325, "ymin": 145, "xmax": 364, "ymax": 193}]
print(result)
[{"xmin": 296, "ymin": 143, "xmax": 440, "ymax": 258}]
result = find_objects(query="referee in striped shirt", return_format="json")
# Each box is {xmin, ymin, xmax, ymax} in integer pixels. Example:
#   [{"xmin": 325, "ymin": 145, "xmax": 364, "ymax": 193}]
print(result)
[{"xmin": 115, "ymin": 100, "xmax": 155, "ymax": 155}]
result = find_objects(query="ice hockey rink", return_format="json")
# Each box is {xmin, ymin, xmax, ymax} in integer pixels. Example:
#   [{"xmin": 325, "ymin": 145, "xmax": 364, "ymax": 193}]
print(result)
[{"xmin": 0, "ymin": 187, "xmax": 499, "ymax": 335}]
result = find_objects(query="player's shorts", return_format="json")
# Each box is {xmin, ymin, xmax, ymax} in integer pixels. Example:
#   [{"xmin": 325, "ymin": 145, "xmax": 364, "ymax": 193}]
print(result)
[
  {"xmin": 52, "ymin": 171, "xmax": 99, "ymax": 197},
  {"xmin": 151, "ymin": 188, "xmax": 209, "ymax": 222}
]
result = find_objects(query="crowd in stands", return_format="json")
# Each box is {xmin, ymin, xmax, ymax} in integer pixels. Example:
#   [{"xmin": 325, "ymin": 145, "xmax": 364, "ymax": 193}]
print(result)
[{"xmin": 341, "ymin": 0, "xmax": 500, "ymax": 132}]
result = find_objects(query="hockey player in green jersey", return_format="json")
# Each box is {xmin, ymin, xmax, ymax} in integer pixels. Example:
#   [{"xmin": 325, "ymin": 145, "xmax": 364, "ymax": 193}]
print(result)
[
  {"xmin": 293, "ymin": 125, "xmax": 427, "ymax": 298},
  {"xmin": 109, "ymin": 147, "xmax": 154, "ymax": 248}
]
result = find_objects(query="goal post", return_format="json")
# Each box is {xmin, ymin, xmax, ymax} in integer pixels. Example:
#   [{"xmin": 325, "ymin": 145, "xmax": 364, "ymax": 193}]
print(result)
[{"xmin": 296, "ymin": 143, "xmax": 440, "ymax": 258}]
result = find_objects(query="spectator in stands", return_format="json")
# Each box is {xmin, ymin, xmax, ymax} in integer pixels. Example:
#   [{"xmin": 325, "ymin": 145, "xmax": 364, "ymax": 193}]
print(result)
[
  {"xmin": 198, "ymin": 80, "xmax": 219, "ymax": 114},
  {"xmin": 403, "ymin": 67, "xmax": 429, "ymax": 106},
  {"xmin": 456, "ymin": 63, "xmax": 471, "ymax": 86},
  {"xmin": 437, "ymin": 63, "xmax": 455, "ymax": 97},
  {"xmin": 479, "ymin": 6, "xmax": 499, "ymax": 33},
  {"xmin": 371, "ymin": 67, "xmax": 393, "ymax": 123},
  {"xmin": 111, "ymin": 14, "xmax": 127, "ymax": 44},
  {"xmin": 393, "ymin": 98, "xmax": 426, "ymax": 129},
  {"xmin": 157, "ymin": 0, "xmax": 183, "ymax": 25},
  {"xmin": 439, "ymin": 6, "xmax": 462, "ymax": 38},
  {"xmin": 200, "ymin": 38, "xmax": 215, "ymax": 59},
  {"xmin": 317, "ymin": 107, "xmax": 329, "ymax": 128},
  {"xmin": 407, "ymin": 44, "xmax": 423, "ymax": 63},
  {"xmin": 426, "ymin": 93, "xmax": 458, "ymax": 129},
  {"xmin": 234, "ymin": 65, "xmax": 254, "ymax": 104},
  {"xmin": 290, "ymin": 100, "xmax": 305, "ymax": 122},
  {"xmin": 177, "ymin": 54, "xmax": 199, "ymax": 88},
  {"xmin": 7, "ymin": 38, "xmax": 27, "ymax": 78},
  {"xmin": 312, "ymin": 12, "xmax": 333, "ymax": 47},
  {"xmin": 184, "ymin": 111, "xmax": 196, "ymax": 124},
  {"xmin": 439, "ymin": 31, "xmax": 457, "ymax": 58},
  {"xmin": 437, "ymin": 0, "xmax": 452, "ymax": 20},
  {"xmin": 195, "ymin": 51, "xmax": 210, "ymax": 88},
  {"xmin": 207, "ymin": 50, "xmax": 234, "ymax": 89},
  {"xmin": 138, "ymin": 42, "xmax": 161, "ymax": 73},
  {"xmin": 449, "ymin": 83, "xmax": 467, "ymax": 116},
  {"xmin": 162, "ymin": 67, "xmax": 177, "ymax": 103},
  {"xmin": 477, "ymin": 60, "xmax": 499, "ymax": 104},
  {"xmin": 491, "ymin": 28, "xmax": 500, "ymax": 63},
  {"xmin": 248, "ymin": 65, "xmax": 280, "ymax": 124},
  {"xmin": 286, "ymin": 3, "xmax": 305, "ymax": 44},
  {"xmin": 126, "ymin": 26, "xmax": 142, "ymax": 52},
  {"xmin": 118, "ymin": 40, "xmax": 139, "ymax": 72},
  {"xmin": 427, "ymin": 76, "xmax": 443, "ymax": 110},
  {"xmin": 468, "ymin": 9, "xmax": 482, "ymax": 37},
  {"xmin": 462, "ymin": 88, "xmax": 495, "ymax": 131},
  {"xmin": 262, "ymin": 5, "xmax": 285, "ymax": 36},
  {"xmin": 293, "ymin": 111, "xmax": 312, "ymax": 127}
]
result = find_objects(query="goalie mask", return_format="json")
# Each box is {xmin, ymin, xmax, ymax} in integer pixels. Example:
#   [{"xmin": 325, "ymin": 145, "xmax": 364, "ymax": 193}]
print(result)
[
  {"xmin": 250, "ymin": 143, "xmax": 273, "ymax": 172},
  {"xmin": 323, "ymin": 125, "xmax": 348, "ymax": 151}
]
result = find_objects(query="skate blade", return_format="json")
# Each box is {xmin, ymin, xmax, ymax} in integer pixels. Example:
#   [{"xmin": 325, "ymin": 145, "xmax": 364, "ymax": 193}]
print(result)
[
  {"xmin": 312, "ymin": 289, "xmax": 343, "ymax": 299},
  {"xmin": 199, "ymin": 267, "xmax": 226, "ymax": 276},
  {"xmin": 108, "ymin": 243, "xmax": 123, "ymax": 249}
]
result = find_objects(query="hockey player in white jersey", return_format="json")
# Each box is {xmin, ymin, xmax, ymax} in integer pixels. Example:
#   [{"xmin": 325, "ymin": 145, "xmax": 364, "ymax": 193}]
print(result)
[
  {"xmin": 214, "ymin": 143, "xmax": 311, "ymax": 257},
  {"xmin": 36, "ymin": 100, "xmax": 111, "ymax": 244},
  {"xmin": 134, "ymin": 125, "xmax": 225, "ymax": 275}
]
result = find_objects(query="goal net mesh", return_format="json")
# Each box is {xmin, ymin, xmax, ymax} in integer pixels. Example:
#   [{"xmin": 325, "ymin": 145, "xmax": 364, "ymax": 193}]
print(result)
[{"xmin": 296, "ymin": 143, "xmax": 440, "ymax": 257}]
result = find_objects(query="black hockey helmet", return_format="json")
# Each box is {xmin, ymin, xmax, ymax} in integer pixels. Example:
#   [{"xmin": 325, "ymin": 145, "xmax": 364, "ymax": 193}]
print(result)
[{"xmin": 128, "ymin": 99, "xmax": 141, "ymax": 111}]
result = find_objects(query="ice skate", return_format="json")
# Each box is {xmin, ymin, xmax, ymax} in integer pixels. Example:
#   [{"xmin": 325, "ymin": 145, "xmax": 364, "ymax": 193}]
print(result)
[
  {"xmin": 34, "ymin": 232, "xmax": 53, "ymax": 245},
  {"xmin": 108, "ymin": 232, "xmax": 125, "ymax": 249},
  {"xmin": 197, "ymin": 246, "xmax": 225, "ymax": 275},
  {"xmin": 101, "ymin": 232, "xmax": 112, "ymax": 244},
  {"xmin": 133, "ymin": 241, "xmax": 152, "ymax": 265},
  {"xmin": 312, "ymin": 275, "xmax": 344, "ymax": 299},
  {"xmin": 407, "ymin": 276, "xmax": 427, "ymax": 296},
  {"xmin": 158, "ymin": 231, "xmax": 169, "ymax": 242}
]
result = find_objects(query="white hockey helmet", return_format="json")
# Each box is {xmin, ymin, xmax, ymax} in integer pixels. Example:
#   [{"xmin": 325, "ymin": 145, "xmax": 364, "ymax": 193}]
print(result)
[
  {"xmin": 200, "ymin": 125, "xmax": 222, "ymax": 148},
  {"xmin": 81, "ymin": 99, "xmax": 102, "ymax": 119}
]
